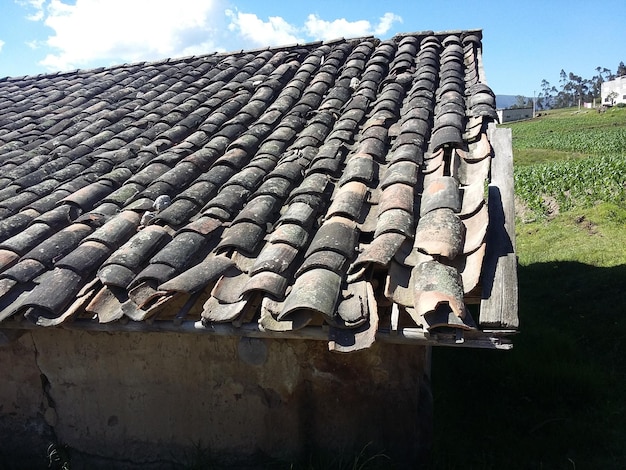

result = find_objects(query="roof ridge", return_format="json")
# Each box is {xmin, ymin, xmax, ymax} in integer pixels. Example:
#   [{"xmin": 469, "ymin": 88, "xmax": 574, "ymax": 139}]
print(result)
[{"xmin": 0, "ymin": 30, "xmax": 483, "ymax": 83}]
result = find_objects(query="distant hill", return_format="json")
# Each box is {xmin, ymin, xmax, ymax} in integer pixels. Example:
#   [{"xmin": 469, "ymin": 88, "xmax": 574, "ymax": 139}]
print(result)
[{"xmin": 496, "ymin": 95, "xmax": 532, "ymax": 109}]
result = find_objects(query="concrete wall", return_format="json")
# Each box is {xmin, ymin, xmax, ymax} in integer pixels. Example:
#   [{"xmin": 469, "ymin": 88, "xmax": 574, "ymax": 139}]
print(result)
[{"xmin": 0, "ymin": 328, "xmax": 431, "ymax": 468}]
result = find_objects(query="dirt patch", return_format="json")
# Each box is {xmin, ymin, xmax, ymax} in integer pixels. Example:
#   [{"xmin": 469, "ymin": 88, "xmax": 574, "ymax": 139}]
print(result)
[
  {"xmin": 514, "ymin": 196, "xmax": 536, "ymax": 223},
  {"xmin": 542, "ymin": 195, "xmax": 560, "ymax": 218},
  {"xmin": 574, "ymin": 215, "xmax": 600, "ymax": 236}
]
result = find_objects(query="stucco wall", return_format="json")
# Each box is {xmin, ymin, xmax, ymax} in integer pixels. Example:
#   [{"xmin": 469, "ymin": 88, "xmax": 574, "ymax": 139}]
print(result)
[
  {"xmin": 0, "ymin": 328, "xmax": 431, "ymax": 468},
  {"xmin": 496, "ymin": 107, "xmax": 533, "ymax": 123},
  {"xmin": 0, "ymin": 331, "xmax": 56, "ymax": 467},
  {"xmin": 601, "ymin": 76, "xmax": 626, "ymax": 105}
]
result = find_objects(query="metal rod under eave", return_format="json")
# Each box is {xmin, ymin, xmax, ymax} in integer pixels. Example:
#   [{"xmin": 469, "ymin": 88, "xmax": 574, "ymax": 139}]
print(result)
[{"xmin": 1, "ymin": 319, "xmax": 512, "ymax": 350}]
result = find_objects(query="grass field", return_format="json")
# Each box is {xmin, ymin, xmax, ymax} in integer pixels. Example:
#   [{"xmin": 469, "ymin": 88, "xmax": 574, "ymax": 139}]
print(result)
[{"xmin": 431, "ymin": 107, "xmax": 626, "ymax": 469}]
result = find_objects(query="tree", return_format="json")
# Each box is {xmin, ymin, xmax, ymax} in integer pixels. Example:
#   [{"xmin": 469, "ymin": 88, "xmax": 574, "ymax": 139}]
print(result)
[
  {"xmin": 568, "ymin": 72, "xmax": 589, "ymax": 108},
  {"xmin": 537, "ymin": 63, "xmax": 624, "ymax": 109},
  {"xmin": 591, "ymin": 66, "xmax": 605, "ymax": 104},
  {"xmin": 554, "ymin": 69, "xmax": 575, "ymax": 108},
  {"xmin": 540, "ymin": 79, "xmax": 555, "ymax": 109},
  {"xmin": 511, "ymin": 95, "xmax": 531, "ymax": 108},
  {"xmin": 535, "ymin": 93, "xmax": 545, "ymax": 110}
]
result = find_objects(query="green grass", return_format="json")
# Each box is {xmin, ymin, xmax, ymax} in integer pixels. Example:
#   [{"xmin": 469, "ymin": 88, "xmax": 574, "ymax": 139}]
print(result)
[
  {"xmin": 431, "ymin": 108, "xmax": 626, "ymax": 469},
  {"xmin": 518, "ymin": 203, "xmax": 626, "ymax": 266}
]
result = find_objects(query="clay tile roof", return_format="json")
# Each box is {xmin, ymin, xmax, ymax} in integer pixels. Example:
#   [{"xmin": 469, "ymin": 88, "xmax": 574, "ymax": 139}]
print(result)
[{"xmin": 0, "ymin": 29, "xmax": 518, "ymax": 351}]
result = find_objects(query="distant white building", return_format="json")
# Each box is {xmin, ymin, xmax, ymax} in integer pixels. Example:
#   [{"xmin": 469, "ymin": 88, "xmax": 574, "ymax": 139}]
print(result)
[
  {"xmin": 496, "ymin": 107, "xmax": 533, "ymax": 123},
  {"xmin": 601, "ymin": 76, "xmax": 626, "ymax": 106}
]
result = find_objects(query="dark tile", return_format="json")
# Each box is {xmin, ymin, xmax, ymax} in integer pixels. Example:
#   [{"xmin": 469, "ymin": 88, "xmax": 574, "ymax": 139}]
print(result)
[
  {"xmin": 55, "ymin": 240, "xmax": 112, "ymax": 274},
  {"xmin": 159, "ymin": 254, "xmax": 234, "ymax": 294},
  {"xmin": 305, "ymin": 216, "xmax": 357, "ymax": 258},
  {"xmin": 1, "ymin": 258, "xmax": 46, "ymax": 283},
  {"xmin": 21, "ymin": 267, "xmax": 83, "ymax": 321},
  {"xmin": 216, "ymin": 221, "xmax": 266, "ymax": 255},
  {"xmin": 251, "ymin": 242, "xmax": 298, "ymax": 276},
  {"xmin": 149, "ymin": 230, "xmax": 211, "ymax": 271},
  {"xmin": 373, "ymin": 208, "xmax": 413, "ymax": 238},
  {"xmin": 280, "ymin": 268, "xmax": 342, "ymax": 321},
  {"xmin": 334, "ymin": 279, "xmax": 371, "ymax": 328},
  {"xmin": 241, "ymin": 270, "xmax": 288, "ymax": 299},
  {"xmin": 349, "ymin": 232, "xmax": 406, "ymax": 273},
  {"xmin": 412, "ymin": 260, "xmax": 473, "ymax": 330},
  {"xmin": 83, "ymin": 211, "xmax": 140, "ymax": 249},
  {"xmin": 297, "ymin": 250, "xmax": 346, "ymax": 277}
]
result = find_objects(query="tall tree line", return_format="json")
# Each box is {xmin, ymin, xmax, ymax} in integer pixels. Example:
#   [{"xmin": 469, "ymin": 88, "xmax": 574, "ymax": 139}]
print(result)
[{"xmin": 536, "ymin": 61, "xmax": 626, "ymax": 110}]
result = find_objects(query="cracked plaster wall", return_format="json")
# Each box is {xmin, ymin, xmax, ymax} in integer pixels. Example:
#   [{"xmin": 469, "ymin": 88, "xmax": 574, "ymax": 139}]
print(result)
[
  {"xmin": 0, "ymin": 331, "xmax": 55, "ymax": 467},
  {"xmin": 1, "ymin": 328, "xmax": 430, "ymax": 467}
]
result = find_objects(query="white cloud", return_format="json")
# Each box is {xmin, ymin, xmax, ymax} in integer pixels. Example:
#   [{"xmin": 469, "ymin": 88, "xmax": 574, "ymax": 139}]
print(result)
[
  {"xmin": 225, "ymin": 9, "xmax": 304, "ymax": 47},
  {"xmin": 39, "ymin": 0, "xmax": 223, "ymax": 71},
  {"xmin": 225, "ymin": 10, "xmax": 403, "ymax": 49},
  {"xmin": 374, "ymin": 12, "xmax": 403, "ymax": 36},
  {"xmin": 0, "ymin": 40, "xmax": 5, "ymax": 53},
  {"xmin": 16, "ymin": 0, "xmax": 46, "ymax": 21},
  {"xmin": 304, "ymin": 12, "xmax": 402, "ymax": 40},
  {"xmin": 30, "ymin": 0, "xmax": 402, "ymax": 73},
  {"xmin": 26, "ymin": 40, "xmax": 42, "ymax": 50}
]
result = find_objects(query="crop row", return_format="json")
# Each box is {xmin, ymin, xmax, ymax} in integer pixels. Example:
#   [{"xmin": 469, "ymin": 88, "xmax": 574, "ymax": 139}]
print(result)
[
  {"xmin": 512, "ymin": 128, "xmax": 626, "ymax": 154},
  {"xmin": 514, "ymin": 154, "xmax": 626, "ymax": 217}
]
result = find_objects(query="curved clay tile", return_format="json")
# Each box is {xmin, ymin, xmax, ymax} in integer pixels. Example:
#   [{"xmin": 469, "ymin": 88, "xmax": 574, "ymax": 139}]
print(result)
[
  {"xmin": 259, "ymin": 296, "xmax": 313, "ymax": 332},
  {"xmin": 461, "ymin": 203, "xmax": 489, "ymax": 254},
  {"xmin": 420, "ymin": 176, "xmax": 462, "ymax": 216},
  {"xmin": 241, "ymin": 270, "xmax": 289, "ymax": 299},
  {"xmin": 459, "ymin": 181, "xmax": 486, "ymax": 217},
  {"xmin": 412, "ymin": 260, "xmax": 471, "ymax": 329},
  {"xmin": 326, "ymin": 181, "xmax": 368, "ymax": 220},
  {"xmin": 414, "ymin": 208, "xmax": 465, "ymax": 259},
  {"xmin": 281, "ymin": 268, "xmax": 342, "ymax": 322},
  {"xmin": 329, "ymin": 283, "xmax": 378, "ymax": 352},
  {"xmin": 458, "ymin": 152, "xmax": 491, "ymax": 186},
  {"xmin": 305, "ymin": 216, "xmax": 357, "ymax": 259},
  {"xmin": 349, "ymin": 232, "xmax": 406, "ymax": 274},
  {"xmin": 159, "ymin": 255, "xmax": 234, "ymax": 294},
  {"xmin": 466, "ymin": 132, "xmax": 493, "ymax": 162},
  {"xmin": 446, "ymin": 242, "xmax": 487, "ymax": 294}
]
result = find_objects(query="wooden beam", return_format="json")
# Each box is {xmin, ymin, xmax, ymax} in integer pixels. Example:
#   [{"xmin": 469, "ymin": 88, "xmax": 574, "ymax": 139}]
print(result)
[{"xmin": 481, "ymin": 125, "xmax": 519, "ymax": 328}]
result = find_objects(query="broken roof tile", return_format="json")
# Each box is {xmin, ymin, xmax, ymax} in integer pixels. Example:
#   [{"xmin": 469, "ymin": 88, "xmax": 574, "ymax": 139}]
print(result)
[{"xmin": 413, "ymin": 260, "xmax": 475, "ymax": 330}]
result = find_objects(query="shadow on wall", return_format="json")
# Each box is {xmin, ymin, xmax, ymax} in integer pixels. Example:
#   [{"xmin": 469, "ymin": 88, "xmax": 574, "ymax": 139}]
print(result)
[{"xmin": 432, "ymin": 261, "xmax": 626, "ymax": 469}]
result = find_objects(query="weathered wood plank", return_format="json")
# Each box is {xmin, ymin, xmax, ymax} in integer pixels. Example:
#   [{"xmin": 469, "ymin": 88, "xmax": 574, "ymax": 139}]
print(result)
[{"xmin": 480, "ymin": 125, "xmax": 519, "ymax": 328}]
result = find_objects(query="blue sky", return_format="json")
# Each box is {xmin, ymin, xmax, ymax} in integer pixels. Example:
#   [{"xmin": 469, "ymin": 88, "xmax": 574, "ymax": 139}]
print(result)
[{"xmin": 0, "ymin": 0, "xmax": 624, "ymax": 96}]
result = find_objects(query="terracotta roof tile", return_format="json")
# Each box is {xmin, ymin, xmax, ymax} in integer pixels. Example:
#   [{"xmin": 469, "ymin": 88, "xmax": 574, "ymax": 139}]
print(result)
[{"xmin": 0, "ymin": 30, "xmax": 518, "ymax": 349}]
